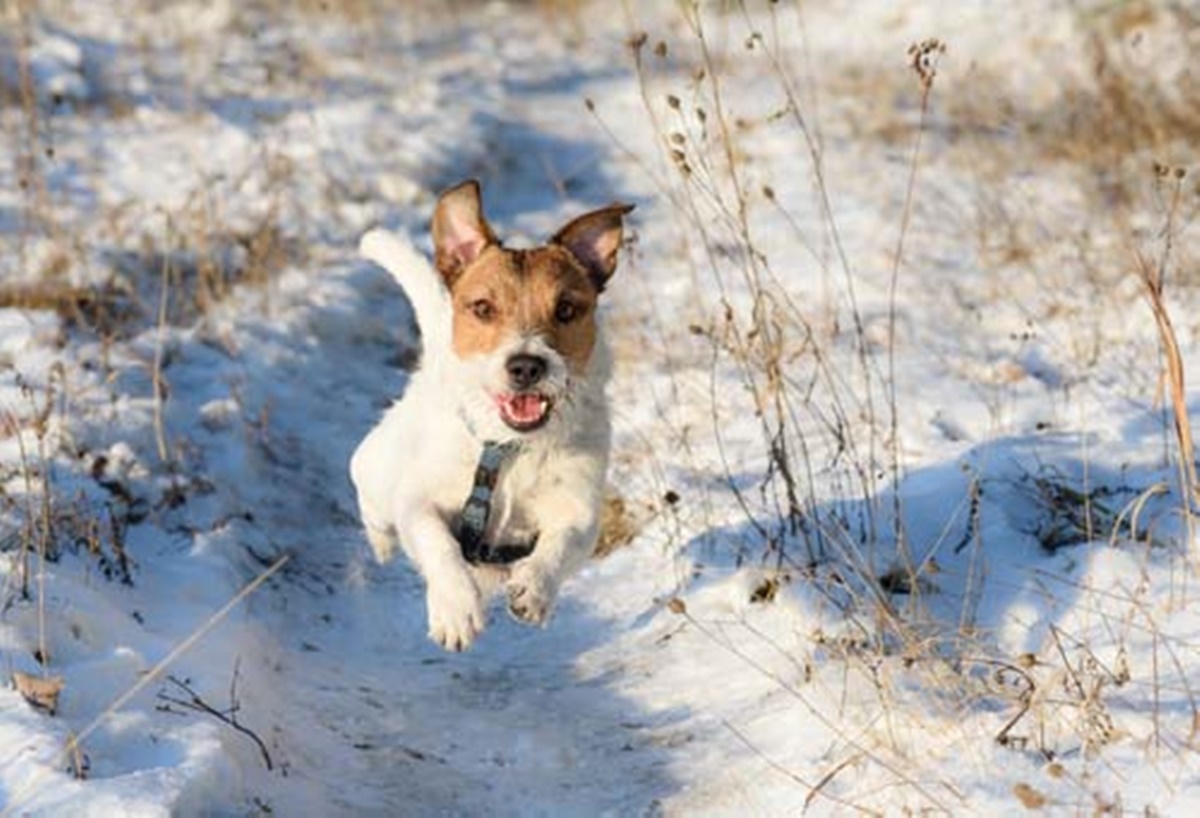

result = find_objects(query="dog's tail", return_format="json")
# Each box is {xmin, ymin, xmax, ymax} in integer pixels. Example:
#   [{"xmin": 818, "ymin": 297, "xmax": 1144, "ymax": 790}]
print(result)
[{"xmin": 359, "ymin": 228, "xmax": 451, "ymax": 357}]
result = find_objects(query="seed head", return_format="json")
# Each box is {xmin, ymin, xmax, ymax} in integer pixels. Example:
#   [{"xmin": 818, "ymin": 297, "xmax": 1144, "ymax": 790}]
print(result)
[{"xmin": 908, "ymin": 38, "xmax": 946, "ymax": 89}]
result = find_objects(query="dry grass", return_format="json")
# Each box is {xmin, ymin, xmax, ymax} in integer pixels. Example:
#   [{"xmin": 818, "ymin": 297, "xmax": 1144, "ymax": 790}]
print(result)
[
  {"xmin": 1, "ymin": 3, "xmax": 307, "ymax": 786},
  {"xmin": 841, "ymin": 3, "xmax": 1200, "ymax": 202},
  {"xmin": 2, "ymin": 0, "xmax": 1199, "ymax": 812},
  {"xmin": 607, "ymin": 0, "xmax": 945, "ymax": 628},
  {"xmin": 0, "ymin": 209, "xmax": 297, "ymax": 343},
  {"xmin": 113, "ymin": 207, "xmax": 299, "ymax": 329},
  {"xmin": 3, "ymin": 5, "xmax": 301, "ymax": 342},
  {"xmin": 0, "ymin": 280, "xmax": 133, "ymax": 338},
  {"xmin": 594, "ymin": 493, "xmax": 642, "ymax": 558},
  {"xmin": 1125, "ymin": 163, "xmax": 1200, "ymax": 558},
  {"xmin": 1026, "ymin": 3, "xmax": 1200, "ymax": 190},
  {"xmin": 826, "ymin": 1, "xmax": 1200, "ymax": 304},
  {"xmin": 598, "ymin": 0, "xmax": 1200, "ymax": 811}
]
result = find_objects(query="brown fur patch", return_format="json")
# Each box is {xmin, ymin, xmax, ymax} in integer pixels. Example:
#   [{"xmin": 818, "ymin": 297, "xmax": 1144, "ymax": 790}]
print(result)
[{"xmin": 449, "ymin": 245, "xmax": 599, "ymax": 374}]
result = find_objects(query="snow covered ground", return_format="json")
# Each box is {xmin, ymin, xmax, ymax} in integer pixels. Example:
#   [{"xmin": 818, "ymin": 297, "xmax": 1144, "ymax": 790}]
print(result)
[{"xmin": 3, "ymin": 0, "xmax": 1200, "ymax": 814}]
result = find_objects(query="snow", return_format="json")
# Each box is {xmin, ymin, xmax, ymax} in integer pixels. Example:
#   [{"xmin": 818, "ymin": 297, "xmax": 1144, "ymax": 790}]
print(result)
[{"xmin": 3, "ymin": 0, "xmax": 1200, "ymax": 815}]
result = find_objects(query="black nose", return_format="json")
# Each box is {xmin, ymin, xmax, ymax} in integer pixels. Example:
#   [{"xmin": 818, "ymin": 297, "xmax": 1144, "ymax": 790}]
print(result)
[{"xmin": 506, "ymin": 354, "xmax": 547, "ymax": 390}]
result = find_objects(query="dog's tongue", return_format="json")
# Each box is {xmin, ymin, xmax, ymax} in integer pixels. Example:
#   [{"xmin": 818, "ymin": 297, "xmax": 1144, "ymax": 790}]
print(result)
[{"xmin": 498, "ymin": 394, "xmax": 549, "ymax": 427}]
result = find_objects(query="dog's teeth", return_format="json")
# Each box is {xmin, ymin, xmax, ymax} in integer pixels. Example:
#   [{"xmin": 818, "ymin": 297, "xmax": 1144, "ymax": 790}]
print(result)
[{"xmin": 497, "ymin": 393, "xmax": 552, "ymax": 429}]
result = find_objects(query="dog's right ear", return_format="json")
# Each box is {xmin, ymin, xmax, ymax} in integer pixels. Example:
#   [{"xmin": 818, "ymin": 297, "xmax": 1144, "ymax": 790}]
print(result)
[
  {"xmin": 551, "ymin": 203, "xmax": 635, "ymax": 292},
  {"xmin": 432, "ymin": 180, "xmax": 497, "ymax": 286}
]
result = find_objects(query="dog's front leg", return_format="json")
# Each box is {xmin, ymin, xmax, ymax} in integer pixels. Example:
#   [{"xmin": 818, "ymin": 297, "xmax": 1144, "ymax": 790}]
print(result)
[
  {"xmin": 507, "ymin": 489, "xmax": 599, "ymax": 626},
  {"xmin": 396, "ymin": 500, "xmax": 486, "ymax": 651}
]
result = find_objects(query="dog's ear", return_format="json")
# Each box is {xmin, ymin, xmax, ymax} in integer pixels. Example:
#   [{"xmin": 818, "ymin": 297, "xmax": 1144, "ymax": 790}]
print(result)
[
  {"xmin": 432, "ymin": 180, "xmax": 498, "ymax": 285},
  {"xmin": 551, "ymin": 203, "xmax": 635, "ymax": 292}
]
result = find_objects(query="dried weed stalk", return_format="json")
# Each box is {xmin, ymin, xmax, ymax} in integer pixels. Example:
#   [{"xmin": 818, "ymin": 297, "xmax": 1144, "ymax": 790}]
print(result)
[
  {"xmin": 1131, "ymin": 165, "xmax": 1199, "ymax": 520},
  {"xmin": 614, "ymin": 4, "xmax": 954, "ymax": 646}
]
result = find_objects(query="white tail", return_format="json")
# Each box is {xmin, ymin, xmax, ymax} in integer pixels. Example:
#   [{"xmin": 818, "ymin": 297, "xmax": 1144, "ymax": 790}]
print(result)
[{"xmin": 359, "ymin": 228, "xmax": 452, "ymax": 357}]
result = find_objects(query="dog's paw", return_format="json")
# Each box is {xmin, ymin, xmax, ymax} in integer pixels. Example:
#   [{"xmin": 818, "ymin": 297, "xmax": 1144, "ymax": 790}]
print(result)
[
  {"xmin": 426, "ymin": 574, "xmax": 486, "ymax": 651},
  {"xmin": 506, "ymin": 564, "xmax": 560, "ymax": 626}
]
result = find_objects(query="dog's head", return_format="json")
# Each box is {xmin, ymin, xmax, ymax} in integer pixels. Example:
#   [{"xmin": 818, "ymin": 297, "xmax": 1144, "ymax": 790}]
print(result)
[{"xmin": 431, "ymin": 179, "xmax": 633, "ymax": 440}]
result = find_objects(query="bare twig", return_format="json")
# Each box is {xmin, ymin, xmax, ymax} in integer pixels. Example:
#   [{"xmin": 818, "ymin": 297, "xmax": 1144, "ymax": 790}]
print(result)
[{"xmin": 157, "ymin": 667, "xmax": 273, "ymax": 771}]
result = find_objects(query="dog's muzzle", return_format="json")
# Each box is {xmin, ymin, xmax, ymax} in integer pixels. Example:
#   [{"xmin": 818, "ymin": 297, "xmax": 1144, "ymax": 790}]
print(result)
[{"xmin": 495, "ymin": 353, "xmax": 554, "ymax": 432}]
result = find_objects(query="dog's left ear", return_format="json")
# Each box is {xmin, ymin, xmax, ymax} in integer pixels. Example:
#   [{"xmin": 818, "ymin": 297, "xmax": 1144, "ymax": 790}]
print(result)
[{"xmin": 551, "ymin": 203, "xmax": 635, "ymax": 291}]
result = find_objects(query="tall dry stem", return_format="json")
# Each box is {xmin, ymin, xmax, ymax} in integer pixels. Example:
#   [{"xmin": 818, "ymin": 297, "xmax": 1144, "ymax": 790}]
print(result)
[
  {"xmin": 1130, "ymin": 166, "xmax": 1199, "ymax": 537},
  {"xmin": 153, "ymin": 218, "xmax": 175, "ymax": 464},
  {"xmin": 885, "ymin": 39, "xmax": 945, "ymax": 591}
]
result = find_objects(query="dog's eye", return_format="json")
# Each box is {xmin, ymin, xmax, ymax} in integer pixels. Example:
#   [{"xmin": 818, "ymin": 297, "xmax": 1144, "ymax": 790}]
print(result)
[
  {"xmin": 470, "ymin": 300, "xmax": 495, "ymax": 322},
  {"xmin": 554, "ymin": 299, "xmax": 579, "ymax": 324}
]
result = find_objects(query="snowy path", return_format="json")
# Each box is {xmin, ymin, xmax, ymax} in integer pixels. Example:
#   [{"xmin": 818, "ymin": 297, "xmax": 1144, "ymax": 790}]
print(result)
[
  {"xmin": 220, "ymin": 28, "xmax": 679, "ymax": 816},
  {"xmin": 234, "ymin": 267, "xmax": 676, "ymax": 814}
]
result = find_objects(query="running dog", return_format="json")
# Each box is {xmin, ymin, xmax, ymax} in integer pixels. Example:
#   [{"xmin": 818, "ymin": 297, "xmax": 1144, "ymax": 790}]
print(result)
[{"xmin": 351, "ymin": 180, "xmax": 633, "ymax": 651}]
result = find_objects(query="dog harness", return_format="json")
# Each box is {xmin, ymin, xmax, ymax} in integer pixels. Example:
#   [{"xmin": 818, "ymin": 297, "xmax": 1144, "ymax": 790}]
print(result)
[{"xmin": 456, "ymin": 440, "xmax": 538, "ymax": 565}]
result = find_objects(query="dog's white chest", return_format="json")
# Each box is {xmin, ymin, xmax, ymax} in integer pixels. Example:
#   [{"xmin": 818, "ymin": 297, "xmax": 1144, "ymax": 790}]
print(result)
[{"xmin": 485, "ymin": 450, "xmax": 544, "ymax": 544}]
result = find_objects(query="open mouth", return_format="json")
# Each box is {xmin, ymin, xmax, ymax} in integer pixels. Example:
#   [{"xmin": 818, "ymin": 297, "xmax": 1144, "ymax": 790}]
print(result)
[{"xmin": 495, "ymin": 392, "xmax": 553, "ymax": 432}]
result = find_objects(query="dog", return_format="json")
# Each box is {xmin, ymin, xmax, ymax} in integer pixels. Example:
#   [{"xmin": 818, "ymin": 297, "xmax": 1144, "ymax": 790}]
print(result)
[{"xmin": 351, "ymin": 180, "xmax": 633, "ymax": 651}]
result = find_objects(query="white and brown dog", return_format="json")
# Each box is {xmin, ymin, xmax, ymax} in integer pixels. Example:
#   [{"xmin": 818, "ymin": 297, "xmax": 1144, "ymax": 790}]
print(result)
[{"xmin": 351, "ymin": 180, "xmax": 632, "ymax": 651}]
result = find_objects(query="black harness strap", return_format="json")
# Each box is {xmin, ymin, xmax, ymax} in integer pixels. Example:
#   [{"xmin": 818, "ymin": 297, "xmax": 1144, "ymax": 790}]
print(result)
[{"xmin": 457, "ymin": 440, "xmax": 537, "ymax": 565}]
